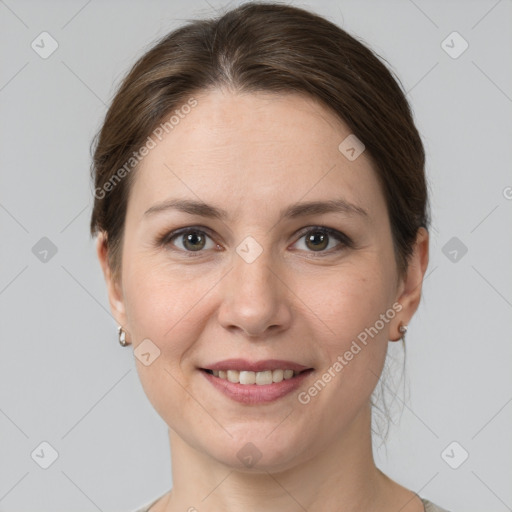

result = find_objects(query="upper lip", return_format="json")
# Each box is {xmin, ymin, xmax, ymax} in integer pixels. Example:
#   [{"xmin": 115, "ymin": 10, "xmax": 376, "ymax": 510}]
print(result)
[{"xmin": 201, "ymin": 359, "xmax": 312, "ymax": 373}]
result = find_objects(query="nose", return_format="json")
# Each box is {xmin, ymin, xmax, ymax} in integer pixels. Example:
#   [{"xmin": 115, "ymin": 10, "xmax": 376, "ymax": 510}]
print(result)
[{"xmin": 217, "ymin": 249, "xmax": 293, "ymax": 338}]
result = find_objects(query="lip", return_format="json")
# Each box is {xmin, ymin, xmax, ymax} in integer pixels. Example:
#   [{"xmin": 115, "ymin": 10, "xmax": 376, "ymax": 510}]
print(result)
[
  {"xmin": 201, "ymin": 358, "xmax": 311, "ymax": 373},
  {"xmin": 199, "ymin": 366, "xmax": 315, "ymax": 405}
]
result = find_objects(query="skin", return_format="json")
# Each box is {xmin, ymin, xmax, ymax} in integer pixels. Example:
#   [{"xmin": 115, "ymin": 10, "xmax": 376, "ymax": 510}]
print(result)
[{"xmin": 97, "ymin": 88, "xmax": 429, "ymax": 512}]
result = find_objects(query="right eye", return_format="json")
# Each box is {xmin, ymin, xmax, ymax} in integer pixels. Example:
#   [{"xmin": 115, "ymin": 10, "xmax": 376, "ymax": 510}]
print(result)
[{"xmin": 162, "ymin": 227, "xmax": 218, "ymax": 253}]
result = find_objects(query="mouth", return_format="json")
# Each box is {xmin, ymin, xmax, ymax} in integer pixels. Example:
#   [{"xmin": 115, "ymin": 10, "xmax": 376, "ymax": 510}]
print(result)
[
  {"xmin": 199, "ymin": 364, "xmax": 315, "ymax": 404},
  {"xmin": 200, "ymin": 367, "xmax": 313, "ymax": 385}
]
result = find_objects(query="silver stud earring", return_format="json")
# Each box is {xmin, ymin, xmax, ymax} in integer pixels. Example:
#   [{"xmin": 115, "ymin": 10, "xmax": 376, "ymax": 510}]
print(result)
[
  {"xmin": 118, "ymin": 326, "xmax": 128, "ymax": 347},
  {"xmin": 398, "ymin": 323, "xmax": 408, "ymax": 342}
]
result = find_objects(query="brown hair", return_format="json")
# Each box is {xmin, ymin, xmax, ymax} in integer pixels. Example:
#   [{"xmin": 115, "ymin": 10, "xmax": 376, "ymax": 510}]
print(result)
[{"xmin": 90, "ymin": 1, "xmax": 429, "ymax": 283}]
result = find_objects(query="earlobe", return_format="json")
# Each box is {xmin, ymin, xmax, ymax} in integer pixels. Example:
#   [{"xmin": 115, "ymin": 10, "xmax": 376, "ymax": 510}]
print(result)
[
  {"xmin": 392, "ymin": 227, "xmax": 430, "ymax": 340},
  {"xmin": 389, "ymin": 322, "xmax": 408, "ymax": 343},
  {"xmin": 95, "ymin": 232, "xmax": 127, "ymax": 328}
]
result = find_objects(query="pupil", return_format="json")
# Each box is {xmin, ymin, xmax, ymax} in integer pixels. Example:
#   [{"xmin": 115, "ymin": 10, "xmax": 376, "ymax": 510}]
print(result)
[
  {"xmin": 184, "ymin": 232, "xmax": 204, "ymax": 251},
  {"xmin": 307, "ymin": 231, "xmax": 328, "ymax": 251}
]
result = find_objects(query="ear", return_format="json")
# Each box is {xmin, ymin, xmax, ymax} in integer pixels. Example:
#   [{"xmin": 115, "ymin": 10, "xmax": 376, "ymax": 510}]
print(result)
[
  {"xmin": 392, "ymin": 227, "xmax": 429, "ymax": 341},
  {"xmin": 96, "ymin": 232, "xmax": 128, "ymax": 336}
]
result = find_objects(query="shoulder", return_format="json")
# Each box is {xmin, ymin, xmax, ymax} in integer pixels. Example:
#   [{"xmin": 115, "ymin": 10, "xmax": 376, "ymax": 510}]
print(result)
[
  {"xmin": 131, "ymin": 492, "xmax": 167, "ymax": 512},
  {"xmin": 131, "ymin": 506, "xmax": 150, "ymax": 512},
  {"xmin": 131, "ymin": 504, "xmax": 153, "ymax": 512},
  {"xmin": 420, "ymin": 497, "xmax": 452, "ymax": 512}
]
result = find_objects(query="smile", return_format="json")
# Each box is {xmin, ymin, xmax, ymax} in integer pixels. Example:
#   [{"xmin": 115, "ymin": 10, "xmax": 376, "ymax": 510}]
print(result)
[
  {"xmin": 204, "ymin": 368, "xmax": 303, "ymax": 385},
  {"xmin": 200, "ymin": 368, "xmax": 315, "ymax": 404}
]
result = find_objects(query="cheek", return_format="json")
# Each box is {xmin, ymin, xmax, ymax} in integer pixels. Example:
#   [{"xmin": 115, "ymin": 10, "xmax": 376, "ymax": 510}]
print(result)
[
  {"xmin": 121, "ymin": 260, "xmax": 216, "ymax": 421},
  {"xmin": 298, "ymin": 262, "xmax": 392, "ymax": 397},
  {"xmin": 302, "ymin": 262, "xmax": 392, "ymax": 345},
  {"xmin": 122, "ymin": 253, "xmax": 228, "ymax": 377}
]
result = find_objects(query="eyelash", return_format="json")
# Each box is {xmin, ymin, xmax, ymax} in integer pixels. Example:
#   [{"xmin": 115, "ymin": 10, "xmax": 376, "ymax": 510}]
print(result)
[{"xmin": 156, "ymin": 225, "xmax": 353, "ymax": 257}]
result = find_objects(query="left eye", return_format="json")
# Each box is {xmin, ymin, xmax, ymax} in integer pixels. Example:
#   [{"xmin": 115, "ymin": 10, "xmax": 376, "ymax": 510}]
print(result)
[{"xmin": 292, "ymin": 227, "xmax": 348, "ymax": 254}]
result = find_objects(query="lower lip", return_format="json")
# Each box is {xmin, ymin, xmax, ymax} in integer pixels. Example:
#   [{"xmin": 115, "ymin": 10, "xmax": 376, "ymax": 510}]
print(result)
[{"xmin": 200, "ymin": 369, "xmax": 314, "ymax": 404}]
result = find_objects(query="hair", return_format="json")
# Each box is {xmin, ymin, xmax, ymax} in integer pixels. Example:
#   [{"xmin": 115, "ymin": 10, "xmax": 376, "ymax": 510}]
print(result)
[{"xmin": 90, "ymin": 0, "xmax": 430, "ymax": 284}]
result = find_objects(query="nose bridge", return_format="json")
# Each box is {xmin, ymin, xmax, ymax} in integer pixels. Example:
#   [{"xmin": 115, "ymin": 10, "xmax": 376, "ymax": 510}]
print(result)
[
  {"xmin": 236, "ymin": 249, "xmax": 275, "ymax": 296},
  {"xmin": 232, "ymin": 241, "xmax": 278, "ymax": 307}
]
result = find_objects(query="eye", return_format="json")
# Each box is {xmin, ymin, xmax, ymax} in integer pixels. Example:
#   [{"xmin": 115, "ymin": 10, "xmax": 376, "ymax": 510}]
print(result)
[
  {"xmin": 157, "ymin": 225, "xmax": 352, "ymax": 256},
  {"xmin": 161, "ymin": 227, "xmax": 217, "ymax": 253},
  {"xmin": 292, "ymin": 226, "xmax": 352, "ymax": 255}
]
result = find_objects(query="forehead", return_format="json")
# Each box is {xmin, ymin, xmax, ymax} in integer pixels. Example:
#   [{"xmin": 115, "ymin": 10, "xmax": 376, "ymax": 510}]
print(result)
[{"xmin": 129, "ymin": 88, "xmax": 385, "ymax": 221}]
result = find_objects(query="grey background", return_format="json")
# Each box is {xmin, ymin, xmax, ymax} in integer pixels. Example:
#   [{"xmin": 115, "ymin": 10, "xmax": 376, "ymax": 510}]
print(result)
[{"xmin": 1, "ymin": 0, "xmax": 511, "ymax": 511}]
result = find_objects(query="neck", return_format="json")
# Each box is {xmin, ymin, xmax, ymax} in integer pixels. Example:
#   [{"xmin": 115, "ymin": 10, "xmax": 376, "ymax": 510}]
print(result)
[{"xmin": 161, "ymin": 404, "xmax": 392, "ymax": 512}]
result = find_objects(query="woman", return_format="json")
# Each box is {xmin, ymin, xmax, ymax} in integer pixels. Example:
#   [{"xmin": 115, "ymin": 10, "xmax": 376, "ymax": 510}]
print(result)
[{"xmin": 90, "ymin": 2, "xmax": 449, "ymax": 511}]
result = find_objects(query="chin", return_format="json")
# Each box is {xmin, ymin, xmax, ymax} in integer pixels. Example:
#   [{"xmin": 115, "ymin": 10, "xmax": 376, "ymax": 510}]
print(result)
[{"xmin": 204, "ymin": 428, "xmax": 311, "ymax": 473}]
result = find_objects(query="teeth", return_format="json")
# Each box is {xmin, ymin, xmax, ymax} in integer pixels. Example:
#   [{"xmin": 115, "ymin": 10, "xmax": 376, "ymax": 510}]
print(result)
[
  {"xmin": 227, "ymin": 370, "xmax": 239, "ymax": 383},
  {"xmin": 256, "ymin": 370, "xmax": 272, "ymax": 385},
  {"xmin": 210, "ymin": 368, "xmax": 301, "ymax": 385},
  {"xmin": 272, "ymin": 369, "xmax": 284, "ymax": 383},
  {"xmin": 239, "ymin": 371, "xmax": 256, "ymax": 385},
  {"xmin": 283, "ymin": 369, "xmax": 294, "ymax": 380}
]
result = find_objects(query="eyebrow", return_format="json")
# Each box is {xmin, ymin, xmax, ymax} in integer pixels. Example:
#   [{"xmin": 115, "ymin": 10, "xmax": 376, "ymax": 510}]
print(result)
[{"xmin": 144, "ymin": 197, "xmax": 368, "ymax": 221}]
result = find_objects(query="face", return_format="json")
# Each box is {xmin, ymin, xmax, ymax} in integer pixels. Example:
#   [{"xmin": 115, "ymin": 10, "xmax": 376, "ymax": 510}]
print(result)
[{"xmin": 98, "ymin": 88, "xmax": 428, "ymax": 472}]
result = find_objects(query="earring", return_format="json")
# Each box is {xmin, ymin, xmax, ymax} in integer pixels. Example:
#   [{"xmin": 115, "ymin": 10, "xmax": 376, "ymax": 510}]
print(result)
[
  {"xmin": 398, "ymin": 323, "xmax": 408, "ymax": 342},
  {"xmin": 118, "ymin": 326, "xmax": 128, "ymax": 347}
]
